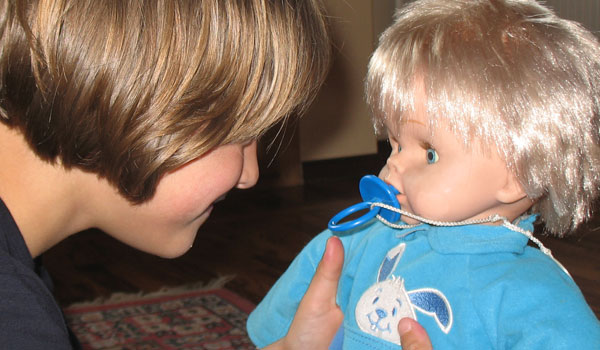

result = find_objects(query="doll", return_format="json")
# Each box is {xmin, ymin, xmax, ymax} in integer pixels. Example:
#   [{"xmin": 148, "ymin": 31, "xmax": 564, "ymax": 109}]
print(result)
[{"xmin": 248, "ymin": 0, "xmax": 600, "ymax": 349}]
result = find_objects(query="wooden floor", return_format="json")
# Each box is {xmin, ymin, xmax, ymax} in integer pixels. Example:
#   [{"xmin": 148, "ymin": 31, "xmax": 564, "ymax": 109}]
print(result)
[{"xmin": 44, "ymin": 148, "xmax": 600, "ymax": 319}]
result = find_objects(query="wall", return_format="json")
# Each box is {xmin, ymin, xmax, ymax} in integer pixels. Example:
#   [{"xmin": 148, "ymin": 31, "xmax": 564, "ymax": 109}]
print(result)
[
  {"xmin": 545, "ymin": 0, "xmax": 600, "ymax": 34},
  {"xmin": 395, "ymin": 0, "xmax": 600, "ymax": 34},
  {"xmin": 299, "ymin": 0, "xmax": 382, "ymax": 162}
]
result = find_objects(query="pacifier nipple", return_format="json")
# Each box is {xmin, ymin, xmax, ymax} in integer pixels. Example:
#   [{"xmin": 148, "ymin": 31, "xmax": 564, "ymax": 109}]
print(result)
[{"xmin": 328, "ymin": 175, "xmax": 402, "ymax": 231}]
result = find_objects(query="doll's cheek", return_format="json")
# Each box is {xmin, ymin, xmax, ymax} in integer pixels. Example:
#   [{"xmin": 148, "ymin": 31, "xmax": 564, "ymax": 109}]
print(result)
[{"xmin": 405, "ymin": 185, "xmax": 449, "ymax": 217}]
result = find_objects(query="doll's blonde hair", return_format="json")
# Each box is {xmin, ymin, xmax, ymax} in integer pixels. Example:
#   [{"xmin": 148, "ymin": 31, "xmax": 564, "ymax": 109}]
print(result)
[
  {"xmin": 0, "ymin": 0, "xmax": 331, "ymax": 202},
  {"xmin": 367, "ymin": 0, "xmax": 600, "ymax": 235}
]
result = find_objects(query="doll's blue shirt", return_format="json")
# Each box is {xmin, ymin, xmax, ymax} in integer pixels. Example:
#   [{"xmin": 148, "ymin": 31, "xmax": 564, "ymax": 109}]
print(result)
[{"xmin": 247, "ymin": 216, "xmax": 600, "ymax": 349}]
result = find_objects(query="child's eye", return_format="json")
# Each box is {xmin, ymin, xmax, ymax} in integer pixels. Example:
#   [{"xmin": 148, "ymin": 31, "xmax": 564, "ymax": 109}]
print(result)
[{"xmin": 426, "ymin": 148, "xmax": 439, "ymax": 164}]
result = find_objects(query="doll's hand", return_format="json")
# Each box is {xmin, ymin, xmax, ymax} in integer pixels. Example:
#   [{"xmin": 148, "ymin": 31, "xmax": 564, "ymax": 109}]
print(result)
[
  {"xmin": 263, "ymin": 236, "xmax": 345, "ymax": 350},
  {"xmin": 399, "ymin": 318, "xmax": 434, "ymax": 350}
]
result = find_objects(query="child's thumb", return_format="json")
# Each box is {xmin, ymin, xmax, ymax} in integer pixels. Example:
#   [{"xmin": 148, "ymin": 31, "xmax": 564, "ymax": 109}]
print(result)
[
  {"xmin": 398, "ymin": 318, "xmax": 433, "ymax": 350},
  {"xmin": 303, "ymin": 236, "xmax": 344, "ymax": 309}
]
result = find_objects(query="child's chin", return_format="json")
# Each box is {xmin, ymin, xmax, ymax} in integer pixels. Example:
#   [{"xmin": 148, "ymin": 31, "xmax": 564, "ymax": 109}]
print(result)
[
  {"xmin": 156, "ymin": 240, "xmax": 195, "ymax": 259},
  {"xmin": 154, "ymin": 228, "xmax": 200, "ymax": 259}
]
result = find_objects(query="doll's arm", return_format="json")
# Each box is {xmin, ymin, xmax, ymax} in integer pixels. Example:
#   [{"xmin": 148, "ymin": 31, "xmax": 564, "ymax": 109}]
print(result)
[{"xmin": 471, "ymin": 254, "xmax": 600, "ymax": 349}]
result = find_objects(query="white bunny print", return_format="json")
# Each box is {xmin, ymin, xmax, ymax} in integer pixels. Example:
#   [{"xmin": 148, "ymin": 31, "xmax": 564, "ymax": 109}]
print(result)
[{"xmin": 355, "ymin": 243, "xmax": 453, "ymax": 346}]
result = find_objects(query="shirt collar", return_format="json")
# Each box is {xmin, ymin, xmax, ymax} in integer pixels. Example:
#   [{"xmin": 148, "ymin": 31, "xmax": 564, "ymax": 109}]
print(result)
[{"xmin": 414, "ymin": 215, "xmax": 537, "ymax": 255}]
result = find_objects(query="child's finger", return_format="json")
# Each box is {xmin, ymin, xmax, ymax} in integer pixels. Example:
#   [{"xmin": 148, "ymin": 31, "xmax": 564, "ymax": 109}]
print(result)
[
  {"xmin": 280, "ymin": 237, "xmax": 345, "ymax": 349},
  {"xmin": 398, "ymin": 318, "xmax": 433, "ymax": 350},
  {"xmin": 303, "ymin": 236, "xmax": 344, "ymax": 307}
]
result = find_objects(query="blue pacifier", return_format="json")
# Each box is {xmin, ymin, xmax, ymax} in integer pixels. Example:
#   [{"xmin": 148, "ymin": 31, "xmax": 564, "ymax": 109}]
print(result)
[{"xmin": 328, "ymin": 175, "xmax": 401, "ymax": 231}]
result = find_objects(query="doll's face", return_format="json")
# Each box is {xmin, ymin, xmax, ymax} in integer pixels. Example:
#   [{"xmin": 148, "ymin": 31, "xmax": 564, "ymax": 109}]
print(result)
[{"xmin": 379, "ymin": 111, "xmax": 519, "ymax": 225}]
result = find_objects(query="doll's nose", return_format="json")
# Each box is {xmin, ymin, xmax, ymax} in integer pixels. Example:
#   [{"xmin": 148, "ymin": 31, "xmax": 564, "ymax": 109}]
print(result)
[
  {"xmin": 385, "ymin": 152, "xmax": 405, "ymax": 175},
  {"xmin": 378, "ymin": 165, "xmax": 389, "ymax": 180}
]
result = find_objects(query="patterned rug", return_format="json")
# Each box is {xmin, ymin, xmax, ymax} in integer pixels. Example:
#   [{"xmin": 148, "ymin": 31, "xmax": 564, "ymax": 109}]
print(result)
[{"xmin": 63, "ymin": 279, "xmax": 256, "ymax": 350}]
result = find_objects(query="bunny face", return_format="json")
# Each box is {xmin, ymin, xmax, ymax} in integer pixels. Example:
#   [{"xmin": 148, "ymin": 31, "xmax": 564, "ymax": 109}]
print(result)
[
  {"xmin": 356, "ymin": 276, "xmax": 416, "ymax": 344},
  {"xmin": 353, "ymin": 242, "xmax": 453, "ymax": 346}
]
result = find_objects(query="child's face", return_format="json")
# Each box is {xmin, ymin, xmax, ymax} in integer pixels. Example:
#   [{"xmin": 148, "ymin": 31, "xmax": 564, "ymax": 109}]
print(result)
[
  {"xmin": 94, "ymin": 141, "xmax": 259, "ymax": 258},
  {"xmin": 379, "ymin": 111, "xmax": 515, "ymax": 226}
]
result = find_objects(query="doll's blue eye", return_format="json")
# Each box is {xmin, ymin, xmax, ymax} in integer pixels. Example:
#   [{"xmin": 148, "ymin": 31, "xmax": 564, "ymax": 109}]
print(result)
[{"xmin": 426, "ymin": 148, "xmax": 439, "ymax": 164}]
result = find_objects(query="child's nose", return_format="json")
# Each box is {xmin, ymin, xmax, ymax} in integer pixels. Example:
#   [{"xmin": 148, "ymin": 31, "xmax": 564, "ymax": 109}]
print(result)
[{"xmin": 236, "ymin": 140, "xmax": 259, "ymax": 189}]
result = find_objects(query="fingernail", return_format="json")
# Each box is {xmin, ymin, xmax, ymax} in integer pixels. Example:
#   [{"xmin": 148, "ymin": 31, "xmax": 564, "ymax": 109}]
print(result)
[{"xmin": 398, "ymin": 318, "xmax": 412, "ymax": 335}]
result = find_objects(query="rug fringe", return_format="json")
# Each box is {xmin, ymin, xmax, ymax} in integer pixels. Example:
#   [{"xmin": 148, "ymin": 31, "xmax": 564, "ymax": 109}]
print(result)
[{"xmin": 65, "ymin": 275, "xmax": 234, "ymax": 308}]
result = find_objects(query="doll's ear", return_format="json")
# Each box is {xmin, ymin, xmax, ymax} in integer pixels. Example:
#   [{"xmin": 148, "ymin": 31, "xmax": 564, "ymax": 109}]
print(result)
[{"xmin": 496, "ymin": 172, "xmax": 527, "ymax": 204}]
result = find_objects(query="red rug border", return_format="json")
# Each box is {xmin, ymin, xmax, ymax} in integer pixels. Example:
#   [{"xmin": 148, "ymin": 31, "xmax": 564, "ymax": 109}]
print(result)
[{"xmin": 64, "ymin": 288, "xmax": 256, "ymax": 315}]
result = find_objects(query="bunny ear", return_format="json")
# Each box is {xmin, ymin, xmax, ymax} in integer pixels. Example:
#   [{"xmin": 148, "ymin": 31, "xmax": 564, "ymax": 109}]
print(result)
[
  {"xmin": 408, "ymin": 289, "xmax": 453, "ymax": 334},
  {"xmin": 377, "ymin": 243, "xmax": 406, "ymax": 282}
]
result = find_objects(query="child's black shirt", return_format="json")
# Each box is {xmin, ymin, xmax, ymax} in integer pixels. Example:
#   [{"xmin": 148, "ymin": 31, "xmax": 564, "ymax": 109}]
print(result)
[{"xmin": 0, "ymin": 198, "xmax": 80, "ymax": 349}]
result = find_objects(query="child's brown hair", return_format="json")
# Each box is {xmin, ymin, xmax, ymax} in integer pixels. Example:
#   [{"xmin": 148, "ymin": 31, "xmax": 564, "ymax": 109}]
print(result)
[{"xmin": 0, "ymin": 0, "xmax": 331, "ymax": 202}]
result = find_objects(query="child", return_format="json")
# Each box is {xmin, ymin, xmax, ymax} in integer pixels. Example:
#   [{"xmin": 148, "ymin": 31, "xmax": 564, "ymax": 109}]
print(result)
[
  {"xmin": 0, "ymin": 0, "xmax": 332, "ymax": 348},
  {"xmin": 247, "ymin": 0, "xmax": 600, "ymax": 348}
]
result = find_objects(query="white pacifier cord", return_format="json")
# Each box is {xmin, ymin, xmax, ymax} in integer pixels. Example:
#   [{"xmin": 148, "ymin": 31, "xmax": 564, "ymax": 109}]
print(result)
[{"xmin": 371, "ymin": 202, "xmax": 572, "ymax": 278}]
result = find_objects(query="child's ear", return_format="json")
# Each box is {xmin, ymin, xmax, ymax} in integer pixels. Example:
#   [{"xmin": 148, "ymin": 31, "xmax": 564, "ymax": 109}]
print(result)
[{"xmin": 496, "ymin": 172, "xmax": 527, "ymax": 204}]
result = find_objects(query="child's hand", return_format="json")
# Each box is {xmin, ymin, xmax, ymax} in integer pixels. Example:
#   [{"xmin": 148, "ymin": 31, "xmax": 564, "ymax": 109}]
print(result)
[
  {"xmin": 264, "ymin": 236, "xmax": 345, "ymax": 350},
  {"xmin": 261, "ymin": 237, "xmax": 433, "ymax": 350}
]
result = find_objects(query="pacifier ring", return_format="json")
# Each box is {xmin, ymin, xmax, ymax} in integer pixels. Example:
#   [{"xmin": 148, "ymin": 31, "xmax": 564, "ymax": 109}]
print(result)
[{"xmin": 328, "ymin": 175, "xmax": 402, "ymax": 231}]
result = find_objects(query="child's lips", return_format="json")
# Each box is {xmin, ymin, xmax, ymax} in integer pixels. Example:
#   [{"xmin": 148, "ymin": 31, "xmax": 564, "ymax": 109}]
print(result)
[{"xmin": 202, "ymin": 195, "xmax": 226, "ymax": 218}]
